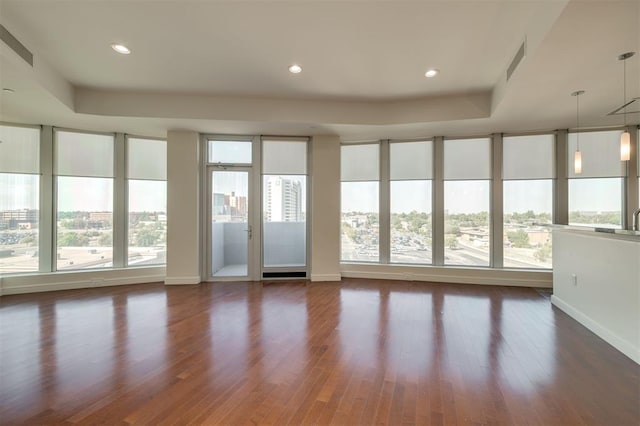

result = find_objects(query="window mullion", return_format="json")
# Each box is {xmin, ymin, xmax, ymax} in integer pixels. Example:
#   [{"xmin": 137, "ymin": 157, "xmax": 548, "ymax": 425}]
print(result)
[
  {"xmin": 433, "ymin": 137, "xmax": 445, "ymax": 266},
  {"xmin": 379, "ymin": 140, "xmax": 390, "ymax": 264},
  {"xmin": 39, "ymin": 125, "xmax": 54, "ymax": 273},
  {"xmin": 555, "ymin": 130, "xmax": 569, "ymax": 224},
  {"xmin": 491, "ymin": 133, "xmax": 503, "ymax": 268},
  {"xmin": 113, "ymin": 133, "xmax": 126, "ymax": 268}
]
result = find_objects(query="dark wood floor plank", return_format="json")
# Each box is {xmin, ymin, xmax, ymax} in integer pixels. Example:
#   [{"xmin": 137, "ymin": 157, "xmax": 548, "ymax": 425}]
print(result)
[{"xmin": 0, "ymin": 278, "xmax": 638, "ymax": 425}]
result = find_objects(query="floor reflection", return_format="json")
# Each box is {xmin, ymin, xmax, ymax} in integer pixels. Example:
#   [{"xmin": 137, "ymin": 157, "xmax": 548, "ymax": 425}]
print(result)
[
  {"xmin": 54, "ymin": 297, "xmax": 115, "ymax": 402},
  {"xmin": 338, "ymin": 288, "xmax": 381, "ymax": 369},
  {"xmin": 441, "ymin": 294, "xmax": 491, "ymax": 384},
  {"xmin": 126, "ymin": 292, "xmax": 168, "ymax": 381},
  {"xmin": 209, "ymin": 286, "xmax": 249, "ymax": 386},
  {"xmin": 386, "ymin": 291, "xmax": 433, "ymax": 377},
  {"xmin": 0, "ymin": 303, "xmax": 41, "ymax": 417},
  {"xmin": 498, "ymin": 298, "xmax": 557, "ymax": 395}
]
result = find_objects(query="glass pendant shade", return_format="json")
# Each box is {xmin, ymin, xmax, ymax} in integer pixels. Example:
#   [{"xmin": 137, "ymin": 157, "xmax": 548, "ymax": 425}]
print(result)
[
  {"xmin": 574, "ymin": 150, "xmax": 582, "ymax": 174},
  {"xmin": 620, "ymin": 131, "xmax": 631, "ymax": 161}
]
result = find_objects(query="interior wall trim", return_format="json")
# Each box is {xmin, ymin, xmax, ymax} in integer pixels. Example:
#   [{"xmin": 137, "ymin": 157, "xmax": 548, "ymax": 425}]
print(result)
[
  {"xmin": 164, "ymin": 276, "xmax": 201, "ymax": 285},
  {"xmin": 340, "ymin": 267, "xmax": 552, "ymax": 288},
  {"xmin": 552, "ymin": 295, "xmax": 639, "ymax": 364},
  {"xmin": 310, "ymin": 274, "xmax": 342, "ymax": 282},
  {"xmin": 1, "ymin": 274, "xmax": 165, "ymax": 295}
]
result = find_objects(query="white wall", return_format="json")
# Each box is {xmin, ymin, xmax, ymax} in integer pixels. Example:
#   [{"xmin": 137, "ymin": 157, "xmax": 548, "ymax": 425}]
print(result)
[
  {"xmin": 551, "ymin": 230, "xmax": 640, "ymax": 364},
  {"xmin": 165, "ymin": 130, "xmax": 201, "ymax": 285},
  {"xmin": 310, "ymin": 135, "xmax": 341, "ymax": 281}
]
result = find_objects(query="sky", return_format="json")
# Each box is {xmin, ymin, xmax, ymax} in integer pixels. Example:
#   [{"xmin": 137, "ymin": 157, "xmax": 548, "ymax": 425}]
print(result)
[{"xmin": 341, "ymin": 179, "xmax": 625, "ymax": 214}]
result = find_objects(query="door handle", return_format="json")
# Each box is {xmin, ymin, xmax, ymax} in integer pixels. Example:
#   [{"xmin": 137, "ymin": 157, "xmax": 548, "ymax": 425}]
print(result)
[{"xmin": 244, "ymin": 225, "xmax": 252, "ymax": 240}]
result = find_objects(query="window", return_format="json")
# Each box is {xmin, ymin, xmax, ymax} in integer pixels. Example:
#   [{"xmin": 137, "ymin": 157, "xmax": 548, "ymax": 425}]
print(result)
[
  {"xmin": 389, "ymin": 141, "xmax": 433, "ymax": 264},
  {"xmin": 444, "ymin": 138, "xmax": 491, "ymax": 266},
  {"xmin": 341, "ymin": 144, "xmax": 379, "ymax": 262},
  {"xmin": 127, "ymin": 137, "xmax": 167, "ymax": 266},
  {"xmin": 0, "ymin": 125, "xmax": 40, "ymax": 274},
  {"xmin": 568, "ymin": 130, "xmax": 624, "ymax": 228},
  {"xmin": 503, "ymin": 134, "xmax": 554, "ymax": 269},
  {"xmin": 262, "ymin": 139, "xmax": 307, "ymax": 268},
  {"xmin": 55, "ymin": 130, "xmax": 114, "ymax": 270},
  {"xmin": 208, "ymin": 140, "xmax": 252, "ymax": 164}
]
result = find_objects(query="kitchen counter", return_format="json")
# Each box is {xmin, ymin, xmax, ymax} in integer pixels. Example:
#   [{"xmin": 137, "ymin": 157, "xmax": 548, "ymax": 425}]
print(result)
[{"xmin": 551, "ymin": 227, "xmax": 640, "ymax": 364}]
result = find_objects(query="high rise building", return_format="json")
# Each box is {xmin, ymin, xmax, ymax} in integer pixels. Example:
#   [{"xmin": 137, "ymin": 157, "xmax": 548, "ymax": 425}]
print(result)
[{"xmin": 265, "ymin": 177, "xmax": 302, "ymax": 222}]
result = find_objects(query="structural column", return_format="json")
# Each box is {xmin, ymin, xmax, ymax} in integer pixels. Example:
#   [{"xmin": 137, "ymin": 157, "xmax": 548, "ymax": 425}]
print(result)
[
  {"xmin": 310, "ymin": 135, "xmax": 341, "ymax": 281},
  {"xmin": 165, "ymin": 130, "xmax": 201, "ymax": 285}
]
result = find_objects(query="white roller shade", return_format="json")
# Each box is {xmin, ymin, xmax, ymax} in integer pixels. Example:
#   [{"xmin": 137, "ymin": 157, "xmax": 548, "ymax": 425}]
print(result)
[
  {"xmin": 390, "ymin": 141, "xmax": 433, "ymax": 180},
  {"xmin": 56, "ymin": 131, "xmax": 114, "ymax": 177},
  {"xmin": 503, "ymin": 134, "xmax": 554, "ymax": 180},
  {"xmin": 568, "ymin": 130, "xmax": 624, "ymax": 178},
  {"xmin": 341, "ymin": 144, "xmax": 379, "ymax": 181},
  {"xmin": 262, "ymin": 139, "xmax": 307, "ymax": 174},
  {"xmin": 444, "ymin": 138, "xmax": 491, "ymax": 180},
  {"xmin": 128, "ymin": 137, "xmax": 167, "ymax": 180},
  {"xmin": 0, "ymin": 125, "xmax": 40, "ymax": 174}
]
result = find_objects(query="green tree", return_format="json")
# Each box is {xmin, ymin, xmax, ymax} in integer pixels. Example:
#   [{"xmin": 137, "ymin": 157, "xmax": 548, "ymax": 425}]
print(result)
[
  {"xmin": 135, "ymin": 228, "xmax": 159, "ymax": 246},
  {"xmin": 20, "ymin": 236, "xmax": 37, "ymax": 246},
  {"xmin": 507, "ymin": 229, "xmax": 530, "ymax": 248},
  {"xmin": 98, "ymin": 232, "xmax": 112, "ymax": 246},
  {"xmin": 58, "ymin": 232, "xmax": 89, "ymax": 247},
  {"xmin": 342, "ymin": 222, "xmax": 356, "ymax": 240},
  {"xmin": 445, "ymin": 235, "xmax": 458, "ymax": 249},
  {"xmin": 445, "ymin": 224, "xmax": 460, "ymax": 235},
  {"xmin": 535, "ymin": 242, "xmax": 552, "ymax": 262}
]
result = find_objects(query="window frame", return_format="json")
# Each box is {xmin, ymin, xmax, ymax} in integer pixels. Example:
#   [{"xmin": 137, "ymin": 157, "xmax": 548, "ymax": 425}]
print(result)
[
  {"xmin": 125, "ymin": 135, "xmax": 167, "ymax": 268},
  {"xmin": 388, "ymin": 139, "xmax": 434, "ymax": 265},
  {"xmin": 0, "ymin": 123, "xmax": 42, "ymax": 275},
  {"xmin": 53, "ymin": 128, "xmax": 116, "ymax": 271},
  {"xmin": 260, "ymin": 136, "xmax": 310, "ymax": 277},
  {"xmin": 340, "ymin": 141, "xmax": 382, "ymax": 263}
]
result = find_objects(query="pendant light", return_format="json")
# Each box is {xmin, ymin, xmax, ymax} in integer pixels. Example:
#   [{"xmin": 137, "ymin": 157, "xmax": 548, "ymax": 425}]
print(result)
[
  {"xmin": 572, "ymin": 90, "xmax": 585, "ymax": 174},
  {"xmin": 618, "ymin": 52, "xmax": 635, "ymax": 161}
]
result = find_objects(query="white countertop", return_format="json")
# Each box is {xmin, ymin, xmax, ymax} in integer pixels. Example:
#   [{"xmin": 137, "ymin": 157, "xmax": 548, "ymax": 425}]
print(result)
[{"xmin": 547, "ymin": 225, "xmax": 640, "ymax": 243}]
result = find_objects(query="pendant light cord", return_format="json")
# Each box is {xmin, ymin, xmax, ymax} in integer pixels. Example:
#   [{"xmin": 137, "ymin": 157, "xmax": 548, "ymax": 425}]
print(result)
[
  {"xmin": 576, "ymin": 92, "xmax": 580, "ymax": 151},
  {"xmin": 623, "ymin": 56, "xmax": 627, "ymax": 128}
]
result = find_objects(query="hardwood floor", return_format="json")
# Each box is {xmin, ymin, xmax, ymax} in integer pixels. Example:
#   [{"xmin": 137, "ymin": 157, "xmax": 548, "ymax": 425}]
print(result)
[{"xmin": 1, "ymin": 278, "xmax": 638, "ymax": 425}]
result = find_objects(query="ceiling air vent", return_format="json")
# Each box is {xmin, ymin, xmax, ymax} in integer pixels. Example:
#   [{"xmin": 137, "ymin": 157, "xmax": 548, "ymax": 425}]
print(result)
[
  {"xmin": 0, "ymin": 24, "xmax": 33, "ymax": 66},
  {"xmin": 506, "ymin": 40, "xmax": 526, "ymax": 81},
  {"xmin": 607, "ymin": 98, "xmax": 640, "ymax": 115}
]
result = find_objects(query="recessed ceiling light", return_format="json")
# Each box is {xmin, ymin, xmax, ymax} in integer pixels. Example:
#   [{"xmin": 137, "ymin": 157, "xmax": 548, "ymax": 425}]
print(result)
[
  {"xmin": 111, "ymin": 43, "xmax": 131, "ymax": 55},
  {"xmin": 425, "ymin": 69, "xmax": 439, "ymax": 78},
  {"xmin": 3, "ymin": 88, "xmax": 15, "ymax": 93},
  {"xmin": 288, "ymin": 64, "xmax": 302, "ymax": 74}
]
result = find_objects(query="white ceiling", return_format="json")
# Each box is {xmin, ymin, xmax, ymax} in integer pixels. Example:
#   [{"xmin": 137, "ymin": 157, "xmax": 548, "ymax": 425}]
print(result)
[{"xmin": 0, "ymin": 0, "xmax": 638, "ymax": 140}]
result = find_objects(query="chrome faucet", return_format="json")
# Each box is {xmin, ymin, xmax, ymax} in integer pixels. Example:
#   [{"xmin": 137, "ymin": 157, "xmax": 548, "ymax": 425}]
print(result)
[{"xmin": 634, "ymin": 208, "xmax": 640, "ymax": 231}]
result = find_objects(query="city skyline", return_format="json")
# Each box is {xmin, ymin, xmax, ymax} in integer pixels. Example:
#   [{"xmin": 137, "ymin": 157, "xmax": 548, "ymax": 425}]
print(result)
[{"xmin": 264, "ymin": 176, "xmax": 304, "ymax": 222}]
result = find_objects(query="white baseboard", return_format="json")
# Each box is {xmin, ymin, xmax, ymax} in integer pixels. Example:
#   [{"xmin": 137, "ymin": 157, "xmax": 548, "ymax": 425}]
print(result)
[
  {"xmin": 310, "ymin": 273, "xmax": 342, "ymax": 282},
  {"xmin": 1, "ymin": 274, "xmax": 165, "ymax": 295},
  {"xmin": 340, "ymin": 269, "xmax": 551, "ymax": 288},
  {"xmin": 164, "ymin": 276, "xmax": 201, "ymax": 285},
  {"xmin": 551, "ymin": 295, "xmax": 639, "ymax": 364}
]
